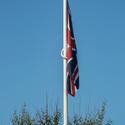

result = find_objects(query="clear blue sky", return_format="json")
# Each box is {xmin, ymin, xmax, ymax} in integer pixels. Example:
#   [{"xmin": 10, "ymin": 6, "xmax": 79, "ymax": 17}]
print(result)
[{"xmin": 0, "ymin": 0, "xmax": 125, "ymax": 124}]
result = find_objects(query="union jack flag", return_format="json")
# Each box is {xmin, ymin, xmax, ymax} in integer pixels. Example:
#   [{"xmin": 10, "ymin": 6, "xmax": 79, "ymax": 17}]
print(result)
[{"xmin": 67, "ymin": 2, "xmax": 79, "ymax": 96}]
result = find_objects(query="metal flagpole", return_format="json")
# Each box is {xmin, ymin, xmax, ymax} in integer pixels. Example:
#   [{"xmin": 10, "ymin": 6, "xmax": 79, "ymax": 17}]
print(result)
[{"xmin": 63, "ymin": 0, "xmax": 68, "ymax": 124}]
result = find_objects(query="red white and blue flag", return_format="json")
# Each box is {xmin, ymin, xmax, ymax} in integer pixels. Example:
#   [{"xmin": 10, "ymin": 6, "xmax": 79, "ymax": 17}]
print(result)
[{"xmin": 67, "ymin": 2, "xmax": 79, "ymax": 96}]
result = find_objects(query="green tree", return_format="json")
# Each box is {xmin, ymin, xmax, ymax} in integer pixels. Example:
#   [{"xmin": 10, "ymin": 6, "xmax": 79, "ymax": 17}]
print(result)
[
  {"xmin": 11, "ymin": 103, "xmax": 36, "ymax": 125},
  {"xmin": 11, "ymin": 102, "xmax": 113, "ymax": 125}
]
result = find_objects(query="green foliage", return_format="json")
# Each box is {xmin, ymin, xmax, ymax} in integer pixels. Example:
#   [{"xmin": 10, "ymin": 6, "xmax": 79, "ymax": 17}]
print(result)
[
  {"xmin": 11, "ymin": 102, "xmax": 113, "ymax": 125},
  {"xmin": 68, "ymin": 102, "xmax": 113, "ymax": 125},
  {"xmin": 11, "ymin": 103, "xmax": 36, "ymax": 125},
  {"xmin": 51, "ymin": 105, "xmax": 61, "ymax": 125}
]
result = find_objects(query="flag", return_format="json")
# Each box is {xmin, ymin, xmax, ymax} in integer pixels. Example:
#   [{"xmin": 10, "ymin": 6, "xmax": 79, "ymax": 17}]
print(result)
[{"xmin": 67, "ymin": 2, "xmax": 79, "ymax": 96}]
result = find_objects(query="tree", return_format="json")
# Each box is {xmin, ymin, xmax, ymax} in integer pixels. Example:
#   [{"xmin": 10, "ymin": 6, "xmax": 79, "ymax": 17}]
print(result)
[
  {"xmin": 11, "ymin": 102, "xmax": 113, "ymax": 125},
  {"xmin": 10, "ymin": 103, "xmax": 36, "ymax": 125}
]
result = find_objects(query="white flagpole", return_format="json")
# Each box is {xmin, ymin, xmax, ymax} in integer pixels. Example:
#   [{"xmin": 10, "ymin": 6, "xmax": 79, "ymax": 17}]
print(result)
[{"xmin": 63, "ymin": 0, "xmax": 68, "ymax": 125}]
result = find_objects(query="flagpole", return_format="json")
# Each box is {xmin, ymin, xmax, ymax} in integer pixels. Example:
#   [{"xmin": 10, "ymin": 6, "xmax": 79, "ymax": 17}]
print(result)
[{"xmin": 63, "ymin": 0, "xmax": 68, "ymax": 125}]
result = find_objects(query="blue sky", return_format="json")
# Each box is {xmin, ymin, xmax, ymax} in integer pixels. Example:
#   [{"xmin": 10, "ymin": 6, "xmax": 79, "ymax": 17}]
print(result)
[{"xmin": 0, "ymin": 0, "xmax": 125, "ymax": 124}]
